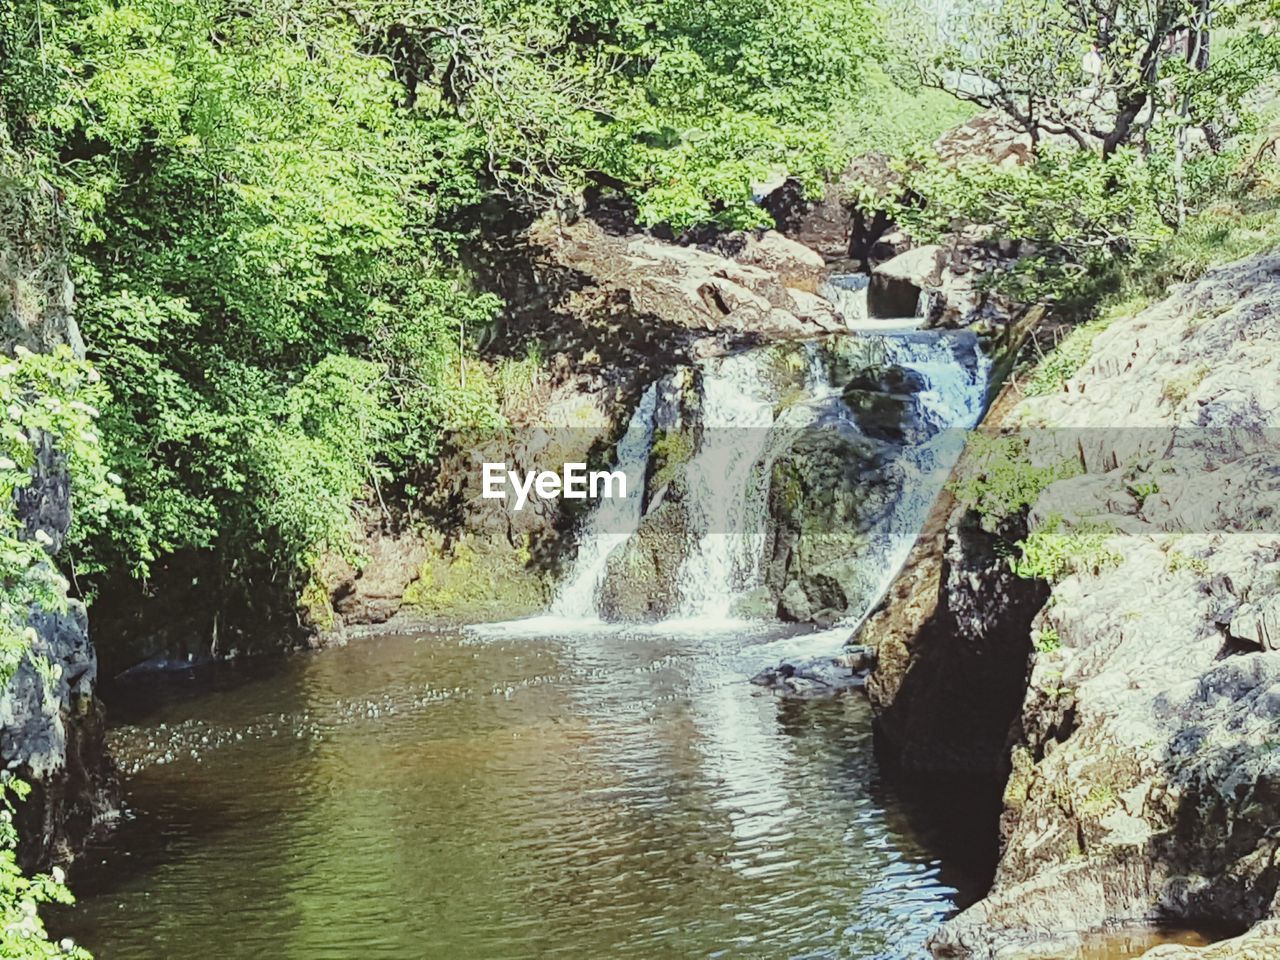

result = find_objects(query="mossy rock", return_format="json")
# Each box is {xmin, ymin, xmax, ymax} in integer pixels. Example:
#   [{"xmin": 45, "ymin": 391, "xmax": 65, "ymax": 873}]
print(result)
[
  {"xmin": 403, "ymin": 534, "xmax": 552, "ymax": 623},
  {"xmin": 840, "ymin": 388, "xmax": 915, "ymax": 442},
  {"xmin": 597, "ymin": 494, "xmax": 691, "ymax": 621}
]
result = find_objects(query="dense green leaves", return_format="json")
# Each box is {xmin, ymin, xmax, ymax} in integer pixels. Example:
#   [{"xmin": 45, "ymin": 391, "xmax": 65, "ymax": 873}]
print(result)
[
  {"xmin": 0, "ymin": 0, "xmax": 888, "ymax": 591},
  {"xmin": 370, "ymin": 0, "xmax": 880, "ymax": 226}
]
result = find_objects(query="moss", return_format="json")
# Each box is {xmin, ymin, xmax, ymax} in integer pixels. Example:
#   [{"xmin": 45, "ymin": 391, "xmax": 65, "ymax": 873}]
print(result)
[
  {"xmin": 649, "ymin": 427, "xmax": 694, "ymax": 491},
  {"xmin": 1166, "ymin": 550, "xmax": 1210, "ymax": 575},
  {"xmin": 403, "ymin": 534, "xmax": 551, "ymax": 622},
  {"xmin": 298, "ymin": 572, "xmax": 336, "ymax": 631},
  {"xmin": 1004, "ymin": 745, "xmax": 1036, "ymax": 810},
  {"xmin": 1160, "ymin": 362, "xmax": 1211, "ymax": 407},
  {"xmin": 949, "ymin": 434, "xmax": 1082, "ymax": 530},
  {"xmin": 1032, "ymin": 626, "xmax": 1061, "ymax": 653},
  {"xmin": 1081, "ymin": 784, "xmax": 1117, "ymax": 815}
]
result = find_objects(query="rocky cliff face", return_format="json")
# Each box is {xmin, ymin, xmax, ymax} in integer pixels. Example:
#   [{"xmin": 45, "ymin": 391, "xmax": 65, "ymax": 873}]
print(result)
[
  {"xmin": 863, "ymin": 483, "xmax": 1048, "ymax": 776},
  {"xmin": 862, "ymin": 251, "xmax": 1280, "ymax": 957},
  {"xmin": 1, "ymin": 175, "xmax": 117, "ymax": 867}
]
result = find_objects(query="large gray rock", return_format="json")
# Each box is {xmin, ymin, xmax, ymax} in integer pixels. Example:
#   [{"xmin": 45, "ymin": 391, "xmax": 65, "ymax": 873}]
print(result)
[
  {"xmin": 866, "ymin": 252, "xmax": 1280, "ymax": 956},
  {"xmin": 531, "ymin": 218, "xmax": 843, "ymax": 349},
  {"xmin": 868, "ymin": 244, "xmax": 943, "ymax": 319}
]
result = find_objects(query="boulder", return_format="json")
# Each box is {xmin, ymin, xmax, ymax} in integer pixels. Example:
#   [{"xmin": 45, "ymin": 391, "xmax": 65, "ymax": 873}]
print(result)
[
  {"xmin": 324, "ymin": 531, "xmax": 430, "ymax": 628},
  {"xmin": 597, "ymin": 493, "xmax": 691, "ymax": 621},
  {"xmin": 530, "ymin": 218, "xmax": 843, "ymax": 352},
  {"xmin": 731, "ymin": 230, "xmax": 826, "ymax": 290},
  {"xmin": 868, "ymin": 245, "xmax": 943, "ymax": 319},
  {"xmin": 749, "ymin": 648, "xmax": 875, "ymax": 697},
  {"xmin": 863, "ymin": 252, "xmax": 1280, "ymax": 955}
]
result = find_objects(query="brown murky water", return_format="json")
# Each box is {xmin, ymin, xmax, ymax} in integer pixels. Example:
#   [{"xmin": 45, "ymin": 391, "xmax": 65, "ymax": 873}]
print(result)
[{"xmin": 50, "ymin": 624, "xmax": 1205, "ymax": 959}]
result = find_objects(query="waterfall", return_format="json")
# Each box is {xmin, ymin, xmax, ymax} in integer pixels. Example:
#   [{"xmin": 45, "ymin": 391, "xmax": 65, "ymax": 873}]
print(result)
[
  {"xmin": 549, "ymin": 383, "xmax": 658, "ymax": 617},
  {"xmin": 547, "ymin": 330, "xmax": 989, "ymax": 629},
  {"xmin": 848, "ymin": 331, "xmax": 989, "ymax": 627},
  {"xmin": 818, "ymin": 274, "xmax": 869, "ymax": 326},
  {"xmin": 671, "ymin": 353, "xmax": 777, "ymax": 620}
]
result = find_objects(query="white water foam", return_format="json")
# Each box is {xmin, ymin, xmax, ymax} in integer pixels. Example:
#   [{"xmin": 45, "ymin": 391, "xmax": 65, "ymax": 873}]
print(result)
[
  {"xmin": 672, "ymin": 352, "xmax": 778, "ymax": 620},
  {"xmin": 548, "ymin": 382, "xmax": 658, "ymax": 619},
  {"xmin": 475, "ymin": 327, "xmax": 990, "ymax": 652}
]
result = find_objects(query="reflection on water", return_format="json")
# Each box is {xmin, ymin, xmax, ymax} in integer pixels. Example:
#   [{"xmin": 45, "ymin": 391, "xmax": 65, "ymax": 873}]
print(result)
[{"xmin": 60, "ymin": 625, "xmax": 998, "ymax": 959}]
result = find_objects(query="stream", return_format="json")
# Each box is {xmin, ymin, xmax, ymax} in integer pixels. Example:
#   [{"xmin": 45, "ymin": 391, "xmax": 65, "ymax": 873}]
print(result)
[
  {"xmin": 54, "ymin": 316, "xmax": 1213, "ymax": 958},
  {"xmin": 61, "ymin": 625, "xmax": 994, "ymax": 959}
]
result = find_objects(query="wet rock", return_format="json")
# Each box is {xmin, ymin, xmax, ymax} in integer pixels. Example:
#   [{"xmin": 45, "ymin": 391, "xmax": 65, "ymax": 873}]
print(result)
[
  {"xmin": 765, "ymin": 425, "xmax": 897, "ymax": 625},
  {"xmin": 1138, "ymin": 921, "xmax": 1280, "ymax": 958},
  {"xmin": 598, "ymin": 493, "xmax": 691, "ymax": 621},
  {"xmin": 868, "ymin": 245, "xmax": 943, "ymax": 319},
  {"xmin": 1, "ymin": 187, "xmax": 117, "ymax": 868},
  {"xmin": 750, "ymin": 650, "xmax": 874, "ymax": 697},
  {"xmin": 320, "ymin": 529, "xmax": 430, "ymax": 629},
  {"xmin": 862, "ymin": 490, "xmax": 1048, "ymax": 776}
]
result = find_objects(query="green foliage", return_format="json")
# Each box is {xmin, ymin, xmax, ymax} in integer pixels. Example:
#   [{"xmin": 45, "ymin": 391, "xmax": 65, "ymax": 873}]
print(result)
[
  {"xmin": 1, "ymin": 0, "xmax": 507, "ymax": 586},
  {"xmin": 874, "ymin": 147, "xmax": 1175, "ymax": 305},
  {"xmin": 0, "ymin": 347, "xmax": 126, "ymax": 664},
  {"xmin": 0, "ymin": 0, "xmax": 896, "ymax": 595},
  {"xmin": 1023, "ymin": 315, "xmax": 1113, "ymax": 396},
  {"xmin": 869, "ymin": 0, "xmax": 1280, "ymax": 308},
  {"xmin": 1012, "ymin": 515, "xmax": 1121, "ymax": 582},
  {"xmin": 0, "ymin": 775, "xmax": 88, "ymax": 960},
  {"xmin": 911, "ymin": 0, "xmax": 1278, "ymax": 159},
  {"xmin": 0, "ymin": 346, "xmax": 106, "ymax": 960},
  {"xmin": 949, "ymin": 434, "xmax": 1081, "ymax": 530},
  {"xmin": 371, "ymin": 0, "xmax": 882, "ymax": 228},
  {"xmin": 649, "ymin": 428, "xmax": 695, "ymax": 491},
  {"xmin": 1032, "ymin": 626, "xmax": 1061, "ymax": 653}
]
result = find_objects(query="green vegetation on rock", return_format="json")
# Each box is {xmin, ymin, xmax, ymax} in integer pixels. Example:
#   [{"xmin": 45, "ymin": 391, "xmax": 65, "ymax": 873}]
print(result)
[
  {"xmin": 948, "ymin": 434, "xmax": 1081, "ymax": 530},
  {"xmin": 1012, "ymin": 515, "xmax": 1121, "ymax": 583}
]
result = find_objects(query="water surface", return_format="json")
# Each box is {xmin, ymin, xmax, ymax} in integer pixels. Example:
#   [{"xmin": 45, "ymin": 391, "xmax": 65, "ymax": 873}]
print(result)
[{"xmin": 59, "ymin": 623, "xmax": 996, "ymax": 959}]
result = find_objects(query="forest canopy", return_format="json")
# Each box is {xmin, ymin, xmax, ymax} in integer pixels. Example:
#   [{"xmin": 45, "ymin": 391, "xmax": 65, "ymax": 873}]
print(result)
[{"xmin": 0, "ymin": 0, "xmax": 895, "ymax": 599}]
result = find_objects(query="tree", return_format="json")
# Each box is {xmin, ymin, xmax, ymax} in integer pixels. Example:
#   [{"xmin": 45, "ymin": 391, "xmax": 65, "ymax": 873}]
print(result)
[{"xmin": 903, "ymin": 0, "xmax": 1279, "ymax": 159}]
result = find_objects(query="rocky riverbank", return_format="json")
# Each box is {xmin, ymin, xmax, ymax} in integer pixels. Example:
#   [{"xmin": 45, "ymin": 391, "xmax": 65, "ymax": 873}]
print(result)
[
  {"xmin": 861, "ymin": 250, "xmax": 1280, "ymax": 958},
  {"xmin": 1, "ymin": 184, "xmax": 117, "ymax": 869}
]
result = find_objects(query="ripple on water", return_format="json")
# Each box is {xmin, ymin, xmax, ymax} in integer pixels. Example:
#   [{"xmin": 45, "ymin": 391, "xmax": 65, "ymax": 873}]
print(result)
[{"xmin": 58, "ymin": 627, "xmax": 1001, "ymax": 960}]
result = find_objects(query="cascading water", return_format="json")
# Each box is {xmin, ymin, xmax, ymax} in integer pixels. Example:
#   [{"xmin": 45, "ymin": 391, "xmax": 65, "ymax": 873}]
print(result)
[
  {"xmin": 845, "ymin": 331, "xmax": 990, "ymax": 627},
  {"xmin": 818, "ymin": 274, "xmax": 869, "ymax": 326},
  {"xmin": 550, "ymin": 383, "xmax": 658, "ymax": 618},
  {"xmin": 547, "ymin": 327, "xmax": 989, "ymax": 629},
  {"xmin": 670, "ymin": 353, "xmax": 777, "ymax": 620}
]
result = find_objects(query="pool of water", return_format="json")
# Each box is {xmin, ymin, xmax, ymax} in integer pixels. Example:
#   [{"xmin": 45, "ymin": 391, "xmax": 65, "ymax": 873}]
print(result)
[{"xmin": 55, "ymin": 622, "xmax": 1004, "ymax": 959}]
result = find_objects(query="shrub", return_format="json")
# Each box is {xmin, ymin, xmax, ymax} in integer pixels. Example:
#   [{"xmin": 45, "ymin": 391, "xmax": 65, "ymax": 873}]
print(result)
[{"xmin": 1012, "ymin": 515, "xmax": 1121, "ymax": 582}]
